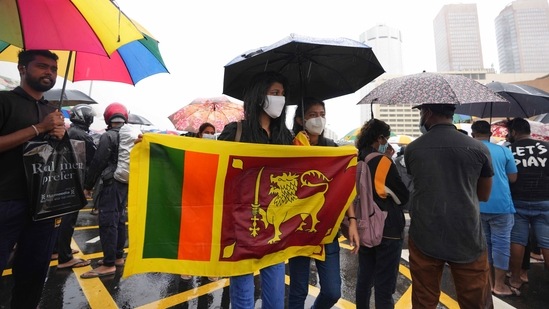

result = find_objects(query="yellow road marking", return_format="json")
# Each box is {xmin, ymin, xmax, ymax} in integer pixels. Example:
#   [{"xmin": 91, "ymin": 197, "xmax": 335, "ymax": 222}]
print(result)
[
  {"xmin": 396, "ymin": 286, "xmax": 413, "ymax": 308},
  {"xmin": 74, "ymin": 265, "xmax": 119, "ymax": 309},
  {"xmin": 1, "ymin": 228, "xmax": 464, "ymax": 308},
  {"xmin": 135, "ymin": 278, "xmax": 230, "ymax": 309}
]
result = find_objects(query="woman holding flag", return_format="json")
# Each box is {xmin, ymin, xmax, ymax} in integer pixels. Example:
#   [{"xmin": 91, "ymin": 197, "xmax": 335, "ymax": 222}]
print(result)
[
  {"xmin": 218, "ymin": 71, "xmax": 293, "ymax": 309},
  {"xmin": 288, "ymin": 97, "xmax": 360, "ymax": 309}
]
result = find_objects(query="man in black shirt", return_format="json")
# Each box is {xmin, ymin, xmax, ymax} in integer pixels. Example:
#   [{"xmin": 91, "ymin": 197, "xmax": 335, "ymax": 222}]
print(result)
[{"xmin": 0, "ymin": 50, "xmax": 66, "ymax": 308}]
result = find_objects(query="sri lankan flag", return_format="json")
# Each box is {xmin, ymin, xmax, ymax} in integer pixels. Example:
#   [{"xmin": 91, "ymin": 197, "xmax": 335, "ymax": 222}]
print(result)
[{"xmin": 124, "ymin": 133, "xmax": 357, "ymax": 278}]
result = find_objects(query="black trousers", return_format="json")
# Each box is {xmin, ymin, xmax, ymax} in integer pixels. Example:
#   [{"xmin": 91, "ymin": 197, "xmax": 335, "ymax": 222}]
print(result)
[
  {"xmin": 0, "ymin": 199, "xmax": 59, "ymax": 309},
  {"xmin": 55, "ymin": 211, "xmax": 80, "ymax": 264}
]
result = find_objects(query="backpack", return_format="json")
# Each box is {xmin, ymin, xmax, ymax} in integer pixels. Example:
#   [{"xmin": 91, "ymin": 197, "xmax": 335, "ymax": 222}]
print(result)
[
  {"xmin": 340, "ymin": 152, "xmax": 388, "ymax": 248},
  {"xmin": 113, "ymin": 124, "xmax": 141, "ymax": 183}
]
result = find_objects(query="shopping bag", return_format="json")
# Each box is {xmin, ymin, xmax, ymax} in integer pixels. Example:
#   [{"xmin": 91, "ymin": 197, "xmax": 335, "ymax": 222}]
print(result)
[{"xmin": 23, "ymin": 134, "xmax": 87, "ymax": 221}]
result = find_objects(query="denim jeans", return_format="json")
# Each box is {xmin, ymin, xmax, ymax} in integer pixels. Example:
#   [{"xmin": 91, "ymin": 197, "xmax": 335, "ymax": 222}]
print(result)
[
  {"xmin": 288, "ymin": 238, "xmax": 341, "ymax": 309},
  {"xmin": 356, "ymin": 237, "xmax": 403, "ymax": 309},
  {"xmin": 98, "ymin": 180, "xmax": 128, "ymax": 266},
  {"xmin": 480, "ymin": 213, "xmax": 514, "ymax": 270},
  {"xmin": 0, "ymin": 199, "xmax": 59, "ymax": 308},
  {"xmin": 511, "ymin": 200, "xmax": 549, "ymax": 248},
  {"xmin": 229, "ymin": 262, "xmax": 285, "ymax": 309}
]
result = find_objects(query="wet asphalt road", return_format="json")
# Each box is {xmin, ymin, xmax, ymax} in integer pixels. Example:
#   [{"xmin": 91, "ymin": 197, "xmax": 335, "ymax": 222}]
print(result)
[{"xmin": 1, "ymin": 205, "xmax": 548, "ymax": 308}]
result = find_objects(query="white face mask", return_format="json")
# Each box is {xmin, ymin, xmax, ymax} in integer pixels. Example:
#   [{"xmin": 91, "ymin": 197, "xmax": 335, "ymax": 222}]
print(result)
[
  {"xmin": 263, "ymin": 95, "xmax": 286, "ymax": 119},
  {"xmin": 202, "ymin": 133, "xmax": 216, "ymax": 140},
  {"xmin": 304, "ymin": 116, "xmax": 326, "ymax": 135}
]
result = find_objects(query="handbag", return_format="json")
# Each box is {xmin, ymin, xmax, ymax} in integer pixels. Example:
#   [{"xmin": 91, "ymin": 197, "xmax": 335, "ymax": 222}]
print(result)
[
  {"xmin": 23, "ymin": 134, "xmax": 87, "ymax": 221},
  {"xmin": 340, "ymin": 152, "xmax": 388, "ymax": 247}
]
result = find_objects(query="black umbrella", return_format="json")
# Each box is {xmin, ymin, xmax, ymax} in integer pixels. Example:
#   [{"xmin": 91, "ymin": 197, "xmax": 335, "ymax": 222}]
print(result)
[
  {"xmin": 43, "ymin": 89, "xmax": 97, "ymax": 107},
  {"xmin": 223, "ymin": 33, "xmax": 385, "ymax": 105},
  {"xmin": 454, "ymin": 81, "xmax": 549, "ymax": 118},
  {"xmin": 128, "ymin": 113, "xmax": 154, "ymax": 126}
]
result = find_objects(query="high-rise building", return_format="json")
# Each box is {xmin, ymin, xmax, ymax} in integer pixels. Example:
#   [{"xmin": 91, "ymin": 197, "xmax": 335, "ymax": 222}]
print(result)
[
  {"xmin": 433, "ymin": 4, "xmax": 484, "ymax": 72},
  {"xmin": 358, "ymin": 25, "xmax": 407, "ymax": 130},
  {"xmin": 359, "ymin": 24, "xmax": 403, "ymax": 75},
  {"xmin": 495, "ymin": 0, "xmax": 549, "ymax": 73}
]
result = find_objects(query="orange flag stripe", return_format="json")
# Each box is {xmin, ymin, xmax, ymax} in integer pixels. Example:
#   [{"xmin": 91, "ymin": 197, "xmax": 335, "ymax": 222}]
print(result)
[{"xmin": 178, "ymin": 151, "xmax": 218, "ymax": 261}]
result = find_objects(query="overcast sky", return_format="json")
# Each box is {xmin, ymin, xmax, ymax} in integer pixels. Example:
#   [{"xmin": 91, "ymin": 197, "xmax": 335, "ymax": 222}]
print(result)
[{"xmin": 0, "ymin": 0, "xmax": 518, "ymax": 136}]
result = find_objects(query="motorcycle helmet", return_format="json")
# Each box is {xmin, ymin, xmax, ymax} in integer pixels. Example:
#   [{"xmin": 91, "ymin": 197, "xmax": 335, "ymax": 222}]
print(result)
[
  {"xmin": 70, "ymin": 104, "xmax": 95, "ymax": 127},
  {"xmin": 103, "ymin": 102, "xmax": 128, "ymax": 125}
]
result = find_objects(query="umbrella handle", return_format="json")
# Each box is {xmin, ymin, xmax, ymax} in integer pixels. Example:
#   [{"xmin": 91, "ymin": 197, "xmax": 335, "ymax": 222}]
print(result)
[{"xmin": 57, "ymin": 51, "xmax": 73, "ymax": 109}]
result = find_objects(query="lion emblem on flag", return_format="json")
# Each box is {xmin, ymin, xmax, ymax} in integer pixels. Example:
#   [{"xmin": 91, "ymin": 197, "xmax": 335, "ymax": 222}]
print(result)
[{"xmin": 253, "ymin": 169, "xmax": 332, "ymax": 244}]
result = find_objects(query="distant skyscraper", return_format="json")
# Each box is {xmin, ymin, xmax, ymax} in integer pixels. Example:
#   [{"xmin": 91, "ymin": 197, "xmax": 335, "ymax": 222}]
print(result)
[
  {"xmin": 359, "ymin": 25, "xmax": 405, "ymax": 127},
  {"xmin": 359, "ymin": 24, "xmax": 403, "ymax": 74},
  {"xmin": 433, "ymin": 4, "xmax": 484, "ymax": 72},
  {"xmin": 495, "ymin": 0, "xmax": 549, "ymax": 73}
]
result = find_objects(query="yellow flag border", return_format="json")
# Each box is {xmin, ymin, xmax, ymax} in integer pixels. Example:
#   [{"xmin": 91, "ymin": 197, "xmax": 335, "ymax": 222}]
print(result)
[{"xmin": 124, "ymin": 133, "xmax": 357, "ymax": 278}]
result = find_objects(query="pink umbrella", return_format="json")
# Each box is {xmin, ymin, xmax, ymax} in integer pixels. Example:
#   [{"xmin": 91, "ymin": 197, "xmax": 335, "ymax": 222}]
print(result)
[
  {"xmin": 168, "ymin": 96, "xmax": 244, "ymax": 133},
  {"xmin": 491, "ymin": 120, "xmax": 549, "ymax": 142}
]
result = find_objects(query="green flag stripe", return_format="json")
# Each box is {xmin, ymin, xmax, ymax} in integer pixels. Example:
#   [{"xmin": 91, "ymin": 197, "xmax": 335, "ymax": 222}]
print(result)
[{"xmin": 143, "ymin": 143, "xmax": 184, "ymax": 258}]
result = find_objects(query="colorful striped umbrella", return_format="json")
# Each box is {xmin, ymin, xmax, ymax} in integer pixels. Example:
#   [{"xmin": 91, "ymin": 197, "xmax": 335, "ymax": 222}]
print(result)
[
  {"xmin": 0, "ymin": 0, "xmax": 143, "ymax": 56},
  {"xmin": 0, "ymin": 26, "xmax": 168, "ymax": 86}
]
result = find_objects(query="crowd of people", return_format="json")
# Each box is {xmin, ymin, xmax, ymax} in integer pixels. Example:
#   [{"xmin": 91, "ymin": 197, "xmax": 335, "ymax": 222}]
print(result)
[{"xmin": 1, "ymin": 49, "xmax": 548, "ymax": 309}]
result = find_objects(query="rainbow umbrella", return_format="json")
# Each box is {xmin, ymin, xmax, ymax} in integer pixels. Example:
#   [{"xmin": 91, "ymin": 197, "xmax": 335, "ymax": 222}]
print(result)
[
  {"xmin": 0, "ymin": 21, "xmax": 168, "ymax": 106},
  {"xmin": 0, "ymin": 1, "xmax": 148, "ymax": 108},
  {"xmin": 0, "ymin": 24, "xmax": 168, "ymax": 86},
  {"xmin": 0, "ymin": 0, "xmax": 143, "ymax": 56}
]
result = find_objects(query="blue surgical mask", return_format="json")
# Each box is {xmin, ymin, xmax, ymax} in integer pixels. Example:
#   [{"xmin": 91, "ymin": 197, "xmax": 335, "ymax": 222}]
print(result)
[{"xmin": 378, "ymin": 142, "xmax": 388, "ymax": 153}]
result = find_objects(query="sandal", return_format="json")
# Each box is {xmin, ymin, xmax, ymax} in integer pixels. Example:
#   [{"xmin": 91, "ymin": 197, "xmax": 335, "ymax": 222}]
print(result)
[
  {"xmin": 57, "ymin": 258, "xmax": 91, "ymax": 269},
  {"xmin": 507, "ymin": 284, "xmax": 522, "ymax": 297},
  {"xmin": 80, "ymin": 269, "xmax": 116, "ymax": 279}
]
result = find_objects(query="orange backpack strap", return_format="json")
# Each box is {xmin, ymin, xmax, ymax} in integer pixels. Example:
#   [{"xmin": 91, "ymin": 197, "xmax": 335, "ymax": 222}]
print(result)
[{"xmin": 373, "ymin": 155, "xmax": 392, "ymax": 198}]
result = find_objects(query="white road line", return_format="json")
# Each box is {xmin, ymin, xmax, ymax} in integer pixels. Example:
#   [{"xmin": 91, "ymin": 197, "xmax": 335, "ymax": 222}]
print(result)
[{"xmin": 85, "ymin": 236, "xmax": 100, "ymax": 244}]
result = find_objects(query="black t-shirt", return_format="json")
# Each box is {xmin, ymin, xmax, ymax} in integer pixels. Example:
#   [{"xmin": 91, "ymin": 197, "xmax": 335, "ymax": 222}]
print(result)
[
  {"xmin": 508, "ymin": 138, "xmax": 549, "ymax": 201},
  {"xmin": 0, "ymin": 87, "xmax": 58, "ymax": 200}
]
